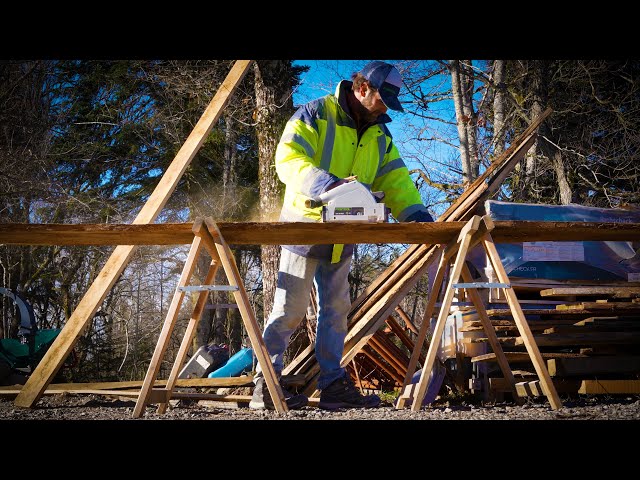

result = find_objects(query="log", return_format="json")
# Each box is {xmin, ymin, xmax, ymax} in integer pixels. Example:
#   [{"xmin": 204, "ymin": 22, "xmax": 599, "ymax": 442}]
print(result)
[{"xmin": 3, "ymin": 220, "xmax": 639, "ymax": 246}]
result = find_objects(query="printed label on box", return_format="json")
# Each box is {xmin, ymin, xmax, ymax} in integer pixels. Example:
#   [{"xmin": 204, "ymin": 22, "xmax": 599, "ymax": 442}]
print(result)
[
  {"xmin": 522, "ymin": 242, "xmax": 584, "ymax": 261},
  {"xmin": 196, "ymin": 355, "xmax": 211, "ymax": 369}
]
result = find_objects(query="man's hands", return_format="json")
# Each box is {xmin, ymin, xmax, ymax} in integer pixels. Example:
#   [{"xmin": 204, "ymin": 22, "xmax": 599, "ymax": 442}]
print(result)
[{"xmin": 405, "ymin": 210, "xmax": 434, "ymax": 222}]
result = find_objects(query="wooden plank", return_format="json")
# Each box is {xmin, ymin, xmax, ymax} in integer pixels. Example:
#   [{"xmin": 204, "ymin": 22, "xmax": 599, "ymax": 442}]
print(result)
[
  {"xmin": 483, "ymin": 228, "xmax": 562, "ymax": 410},
  {"xmin": 363, "ymin": 341, "xmax": 406, "ymax": 384},
  {"xmin": 548, "ymin": 356, "xmax": 640, "ymax": 376},
  {"xmin": 385, "ymin": 316, "xmax": 425, "ymax": 365},
  {"xmin": 394, "ymin": 306, "xmax": 419, "ymax": 335},
  {"xmin": 489, "ymin": 377, "xmax": 581, "ymax": 394},
  {"xmin": 557, "ymin": 302, "xmax": 640, "ymax": 312},
  {"xmin": 540, "ymin": 287, "xmax": 640, "ymax": 299},
  {"xmin": 367, "ymin": 336, "xmax": 406, "ymax": 376},
  {"xmin": 472, "ymin": 352, "xmax": 587, "ymax": 363},
  {"xmin": 13, "ymin": 60, "xmax": 253, "ymax": 409},
  {"xmin": 543, "ymin": 323, "xmax": 640, "ymax": 334},
  {"xmin": 438, "ymin": 108, "xmax": 551, "ymax": 221},
  {"xmin": 573, "ymin": 316, "xmax": 631, "ymax": 326},
  {"xmin": 14, "ymin": 218, "xmax": 637, "ymax": 246},
  {"xmin": 523, "ymin": 331, "xmax": 640, "ymax": 346},
  {"xmin": 468, "ymin": 331, "xmax": 640, "ymax": 347},
  {"xmin": 485, "ymin": 308, "xmax": 599, "ymax": 317},
  {"xmin": 578, "ymin": 380, "xmax": 640, "ymax": 394},
  {"xmin": 0, "ymin": 374, "xmax": 307, "ymax": 392}
]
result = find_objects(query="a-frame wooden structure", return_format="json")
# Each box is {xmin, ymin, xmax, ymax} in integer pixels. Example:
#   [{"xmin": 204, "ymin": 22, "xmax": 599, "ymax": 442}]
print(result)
[
  {"xmin": 396, "ymin": 215, "xmax": 563, "ymax": 410},
  {"xmin": 14, "ymin": 60, "xmax": 263, "ymax": 409},
  {"xmin": 132, "ymin": 217, "xmax": 287, "ymax": 416}
]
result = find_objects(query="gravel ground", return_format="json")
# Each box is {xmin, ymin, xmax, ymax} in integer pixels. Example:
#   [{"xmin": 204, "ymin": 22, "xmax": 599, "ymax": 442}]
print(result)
[{"xmin": 2, "ymin": 391, "xmax": 639, "ymax": 421}]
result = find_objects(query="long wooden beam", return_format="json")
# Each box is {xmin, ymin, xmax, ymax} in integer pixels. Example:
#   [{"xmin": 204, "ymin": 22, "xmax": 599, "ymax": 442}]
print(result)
[
  {"xmin": 3, "ymin": 220, "xmax": 640, "ymax": 245},
  {"xmin": 13, "ymin": 60, "xmax": 254, "ymax": 409}
]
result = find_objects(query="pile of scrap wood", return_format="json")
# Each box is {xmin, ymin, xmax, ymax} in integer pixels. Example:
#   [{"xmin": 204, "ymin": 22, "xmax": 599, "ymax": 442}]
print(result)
[
  {"xmin": 467, "ymin": 280, "xmax": 640, "ymax": 397},
  {"xmin": 283, "ymin": 109, "xmax": 553, "ymax": 397}
]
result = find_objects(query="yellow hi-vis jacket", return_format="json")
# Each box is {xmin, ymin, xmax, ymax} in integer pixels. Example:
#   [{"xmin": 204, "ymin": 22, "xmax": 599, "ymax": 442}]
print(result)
[{"xmin": 275, "ymin": 80, "xmax": 430, "ymax": 263}]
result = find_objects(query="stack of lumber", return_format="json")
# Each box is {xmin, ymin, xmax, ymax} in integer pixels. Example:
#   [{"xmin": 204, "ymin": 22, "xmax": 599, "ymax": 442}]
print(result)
[
  {"xmin": 468, "ymin": 281, "xmax": 640, "ymax": 397},
  {"xmin": 284, "ymin": 109, "xmax": 553, "ymax": 396}
]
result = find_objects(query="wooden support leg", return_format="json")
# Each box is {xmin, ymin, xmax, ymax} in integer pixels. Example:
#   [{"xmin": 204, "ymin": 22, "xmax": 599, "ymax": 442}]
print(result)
[
  {"xmin": 482, "ymin": 230, "xmax": 563, "ymax": 410},
  {"xmin": 395, "ymin": 246, "xmax": 447, "ymax": 409},
  {"xmin": 204, "ymin": 218, "xmax": 288, "ymax": 413},
  {"xmin": 409, "ymin": 216, "xmax": 482, "ymax": 411},
  {"xmin": 133, "ymin": 226, "xmax": 205, "ymax": 418},
  {"xmin": 157, "ymin": 257, "xmax": 220, "ymax": 414},
  {"xmin": 460, "ymin": 263, "xmax": 523, "ymax": 404}
]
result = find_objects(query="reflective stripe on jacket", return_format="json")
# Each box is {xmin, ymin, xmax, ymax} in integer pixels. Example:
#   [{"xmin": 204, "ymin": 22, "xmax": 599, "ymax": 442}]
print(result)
[{"xmin": 276, "ymin": 80, "xmax": 429, "ymax": 262}]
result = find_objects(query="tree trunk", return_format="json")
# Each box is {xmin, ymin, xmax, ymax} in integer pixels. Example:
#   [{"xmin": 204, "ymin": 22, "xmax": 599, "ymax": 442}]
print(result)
[
  {"xmin": 492, "ymin": 60, "xmax": 507, "ymax": 158},
  {"xmin": 450, "ymin": 60, "xmax": 479, "ymax": 184},
  {"xmin": 461, "ymin": 60, "xmax": 479, "ymax": 179},
  {"xmin": 449, "ymin": 60, "xmax": 472, "ymax": 185},
  {"xmin": 551, "ymin": 149, "xmax": 573, "ymax": 204},
  {"xmin": 253, "ymin": 61, "xmax": 291, "ymax": 325}
]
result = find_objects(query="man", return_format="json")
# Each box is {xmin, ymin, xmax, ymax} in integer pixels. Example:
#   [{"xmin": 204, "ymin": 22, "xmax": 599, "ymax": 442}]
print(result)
[{"xmin": 250, "ymin": 61, "xmax": 434, "ymax": 411}]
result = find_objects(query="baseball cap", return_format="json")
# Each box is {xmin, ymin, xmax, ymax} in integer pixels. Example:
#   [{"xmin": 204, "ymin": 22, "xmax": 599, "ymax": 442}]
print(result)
[{"xmin": 359, "ymin": 61, "xmax": 404, "ymax": 112}]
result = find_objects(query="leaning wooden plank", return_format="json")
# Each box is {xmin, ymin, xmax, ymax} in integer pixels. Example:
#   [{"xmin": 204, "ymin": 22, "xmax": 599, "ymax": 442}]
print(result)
[
  {"xmin": 394, "ymin": 306, "xmax": 420, "ymax": 335},
  {"xmin": 359, "ymin": 346, "xmax": 404, "ymax": 385},
  {"xmin": 385, "ymin": 316, "xmax": 425, "ymax": 364},
  {"xmin": 13, "ymin": 60, "xmax": 253, "ymax": 409},
  {"xmin": 437, "ymin": 108, "xmax": 552, "ymax": 221},
  {"xmin": 548, "ymin": 356, "xmax": 640, "ymax": 377},
  {"xmin": 578, "ymin": 380, "xmax": 640, "ymax": 394}
]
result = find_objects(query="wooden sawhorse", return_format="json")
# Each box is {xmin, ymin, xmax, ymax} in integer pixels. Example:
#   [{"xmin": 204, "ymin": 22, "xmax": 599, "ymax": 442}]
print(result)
[
  {"xmin": 396, "ymin": 215, "xmax": 562, "ymax": 411},
  {"xmin": 132, "ymin": 217, "xmax": 287, "ymax": 417}
]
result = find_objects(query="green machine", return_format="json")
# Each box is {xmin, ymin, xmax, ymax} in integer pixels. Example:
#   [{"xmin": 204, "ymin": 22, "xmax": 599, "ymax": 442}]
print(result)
[{"xmin": 0, "ymin": 288, "xmax": 61, "ymax": 384}]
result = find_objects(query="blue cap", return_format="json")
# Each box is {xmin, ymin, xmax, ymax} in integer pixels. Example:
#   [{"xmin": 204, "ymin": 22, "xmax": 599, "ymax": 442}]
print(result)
[{"xmin": 359, "ymin": 61, "xmax": 404, "ymax": 112}]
